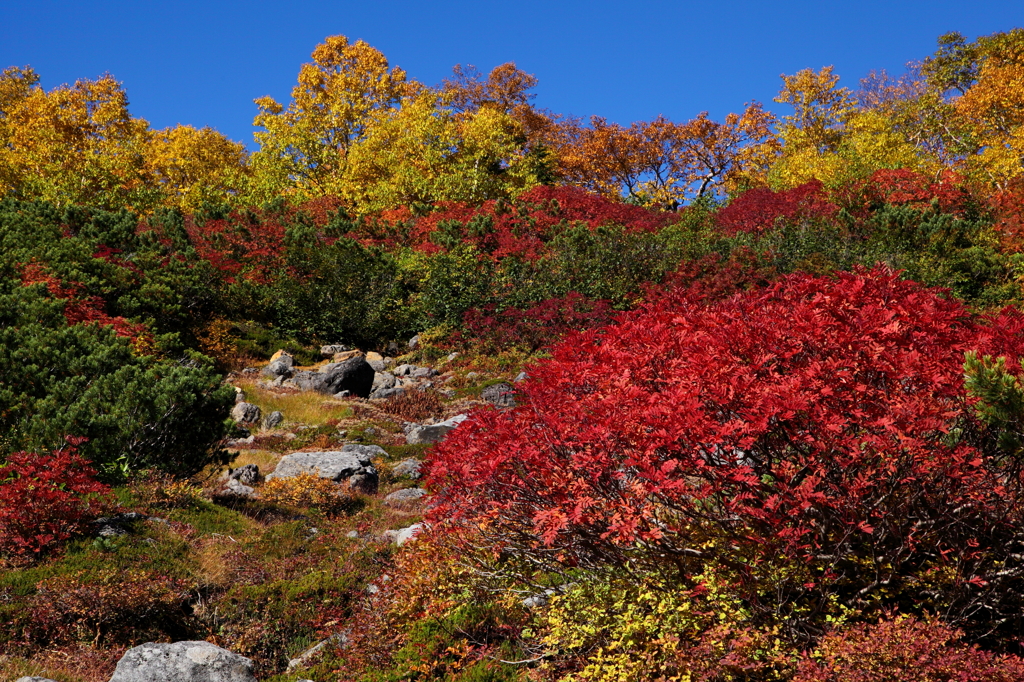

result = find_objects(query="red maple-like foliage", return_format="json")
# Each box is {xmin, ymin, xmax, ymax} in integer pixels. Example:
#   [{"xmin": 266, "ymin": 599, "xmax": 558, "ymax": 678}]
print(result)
[
  {"xmin": 794, "ymin": 615, "xmax": 1024, "ymax": 682},
  {"xmin": 841, "ymin": 168, "xmax": 975, "ymax": 217},
  {"xmin": 350, "ymin": 185, "xmax": 671, "ymax": 260},
  {"xmin": 0, "ymin": 442, "xmax": 110, "ymax": 558},
  {"xmin": 426, "ymin": 268, "xmax": 1024, "ymax": 629},
  {"xmin": 20, "ymin": 263, "xmax": 151, "ymax": 344},
  {"xmin": 716, "ymin": 181, "xmax": 838, "ymax": 236}
]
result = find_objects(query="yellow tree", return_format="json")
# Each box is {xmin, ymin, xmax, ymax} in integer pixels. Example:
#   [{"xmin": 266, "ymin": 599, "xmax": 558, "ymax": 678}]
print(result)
[
  {"xmin": 147, "ymin": 125, "xmax": 249, "ymax": 213},
  {"xmin": 0, "ymin": 70, "xmax": 157, "ymax": 210},
  {"xmin": 342, "ymin": 88, "xmax": 537, "ymax": 211},
  {"xmin": 770, "ymin": 66, "xmax": 936, "ymax": 188},
  {"xmin": 248, "ymin": 35, "xmax": 409, "ymax": 204},
  {"xmin": 950, "ymin": 30, "xmax": 1024, "ymax": 187}
]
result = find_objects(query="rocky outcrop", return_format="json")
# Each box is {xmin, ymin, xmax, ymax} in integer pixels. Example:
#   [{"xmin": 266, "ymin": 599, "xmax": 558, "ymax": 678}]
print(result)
[
  {"xmin": 262, "ymin": 351, "xmax": 294, "ymax": 379},
  {"xmin": 108, "ymin": 641, "xmax": 256, "ymax": 682},
  {"xmin": 266, "ymin": 445, "xmax": 383, "ymax": 494},
  {"xmin": 230, "ymin": 402, "xmax": 261, "ymax": 425}
]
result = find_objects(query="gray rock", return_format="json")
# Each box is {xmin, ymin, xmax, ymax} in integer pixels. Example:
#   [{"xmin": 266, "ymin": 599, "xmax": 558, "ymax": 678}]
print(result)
[
  {"xmin": 410, "ymin": 366, "xmax": 437, "ymax": 378},
  {"xmin": 392, "ymin": 458, "xmax": 422, "ymax": 479},
  {"xmin": 466, "ymin": 371, "xmax": 480, "ymax": 380},
  {"xmin": 514, "ymin": 371, "xmax": 528, "ymax": 382},
  {"xmin": 320, "ymin": 344, "xmax": 350, "ymax": 357},
  {"xmin": 384, "ymin": 488, "xmax": 428, "ymax": 506},
  {"xmin": 373, "ymin": 371, "xmax": 397, "ymax": 391},
  {"xmin": 480, "ymin": 382, "xmax": 515, "ymax": 408},
  {"xmin": 233, "ymin": 386, "xmax": 245, "ymax": 404},
  {"xmin": 16, "ymin": 677, "xmax": 59, "ymax": 682},
  {"xmin": 393, "ymin": 363, "xmax": 415, "ymax": 376},
  {"xmin": 222, "ymin": 479, "xmax": 255, "ymax": 498},
  {"xmin": 109, "ymin": 641, "xmax": 255, "ymax": 682},
  {"xmin": 408, "ymin": 334, "xmax": 420, "ymax": 350},
  {"xmin": 267, "ymin": 447, "xmax": 379, "ymax": 494},
  {"xmin": 262, "ymin": 410, "xmax": 284, "ymax": 429},
  {"xmin": 384, "ymin": 522, "xmax": 425, "ymax": 546},
  {"xmin": 230, "ymin": 402, "xmax": 261, "ymax": 425},
  {"xmin": 405, "ymin": 414, "xmax": 469, "ymax": 445},
  {"xmin": 92, "ymin": 512, "xmax": 148, "ymax": 537},
  {"xmin": 226, "ymin": 464, "xmax": 261, "ymax": 486},
  {"xmin": 291, "ymin": 357, "xmax": 375, "ymax": 397},
  {"xmin": 370, "ymin": 386, "xmax": 405, "ymax": 400},
  {"xmin": 262, "ymin": 353, "xmax": 294, "ymax": 378}
]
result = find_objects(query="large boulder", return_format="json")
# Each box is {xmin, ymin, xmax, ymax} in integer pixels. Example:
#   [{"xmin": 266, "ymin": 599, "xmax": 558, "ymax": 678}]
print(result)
[
  {"xmin": 392, "ymin": 458, "xmax": 422, "ymax": 479},
  {"xmin": 267, "ymin": 444, "xmax": 383, "ymax": 494},
  {"xmin": 290, "ymin": 357, "xmax": 375, "ymax": 397},
  {"xmin": 108, "ymin": 641, "xmax": 255, "ymax": 682},
  {"xmin": 406, "ymin": 414, "xmax": 469, "ymax": 445}
]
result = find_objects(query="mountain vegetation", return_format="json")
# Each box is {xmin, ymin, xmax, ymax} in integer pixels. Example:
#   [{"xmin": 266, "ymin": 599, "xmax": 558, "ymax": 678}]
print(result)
[{"xmin": 3, "ymin": 28, "xmax": 1024, "ymax": 682}]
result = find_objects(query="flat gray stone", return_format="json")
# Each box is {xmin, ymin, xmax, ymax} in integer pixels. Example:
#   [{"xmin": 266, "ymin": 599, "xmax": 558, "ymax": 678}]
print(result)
[
  {"xmin": 267, "ymin": 446, "xmax": 380, "ymax": 494},
  {"xmin": 384, "ymin": 487, "xmax": 428, "ymax": 506},
  {"xmin": 392, "ymin": 458, "xmax": 422, "ymax": 479}
]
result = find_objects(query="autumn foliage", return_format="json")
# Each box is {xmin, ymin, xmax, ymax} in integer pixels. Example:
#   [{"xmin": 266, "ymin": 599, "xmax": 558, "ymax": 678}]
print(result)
[
  {"xmin": 427, "ymin": 268, "xmax": 1024, "ymax": 639},
  {"xmin": 0, "ymin": 444, "xmax": 109, "ymax": 558}
]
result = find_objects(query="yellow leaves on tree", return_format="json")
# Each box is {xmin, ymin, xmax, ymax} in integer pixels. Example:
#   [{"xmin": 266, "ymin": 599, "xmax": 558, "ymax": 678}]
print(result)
[
  {"xmin": 147, "ymin": 125, "xmax": 248, "ymax": 213},
  {"xmin": 0, "ymin": 66, "xmax": 246, "ymax": 212},
  {"xmin": 0, "ymin": 68, "xmax": 155, "ymax": 211},
  {"xmin": 770, "ymin": 66, "xmax": 937, "ymax": 188},
  {"xmin": 249, "ymin": 35, "xmax": 409, "ymax": 204}
]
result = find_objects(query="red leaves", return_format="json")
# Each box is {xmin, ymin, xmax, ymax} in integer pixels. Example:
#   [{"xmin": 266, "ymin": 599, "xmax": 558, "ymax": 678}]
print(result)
[
  {"xmin": 716, "ymin": 180, "xmax": 838, "ymax": 236},
  {"xmin": 426, "ymin": 268, "xmax": 1024, "ymax": 578},
  {"xmin": 462, "ymin": 292, "xmax": 616, "ymax": 353},
  {"xmin": 0, "ymin": 444, "xmax": 110, "ymax": 558},
  {"xmin": 20, "ymin": 262, "xmax": 151, "ymax": 344}
]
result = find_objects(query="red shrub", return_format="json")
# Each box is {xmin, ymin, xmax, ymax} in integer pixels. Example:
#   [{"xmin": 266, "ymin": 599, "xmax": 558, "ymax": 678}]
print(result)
[
  {"xmin": 795, "ymin": 616, "xmax": 1024, "ymax": 682},
  {"xmin": 352, "ymin": 185, "xmax": 671, "ymax": 260},
  {"xmin": 841, "ymin": 168, "xmax": 975, "ymax": 218},
  {"xmin": 0, "ymin": 444, "xmax": 110, "ymax": 558},
  {"xmin": 716, "ymin": 181, "xmax": 838, "ymax": 236},
  {"xmin": 426, "ymin": 268, "xmax": 1024, "ymax": 629}
]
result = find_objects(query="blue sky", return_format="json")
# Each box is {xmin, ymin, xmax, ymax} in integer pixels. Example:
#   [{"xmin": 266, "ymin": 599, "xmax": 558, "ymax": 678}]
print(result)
[{"xmin": 1, "ymin": 1, "xmax": 1021, "ymax": 148}]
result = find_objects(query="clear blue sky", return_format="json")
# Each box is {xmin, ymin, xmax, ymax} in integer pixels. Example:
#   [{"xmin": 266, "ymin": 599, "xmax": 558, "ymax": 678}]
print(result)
[{"xmin": 1, "ymin": 1, "xmax": 1021, "ymax": 149}]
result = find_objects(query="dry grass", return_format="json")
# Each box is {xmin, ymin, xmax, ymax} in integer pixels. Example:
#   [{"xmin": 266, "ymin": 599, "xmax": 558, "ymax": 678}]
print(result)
[
  {"xmin": 236, "ymin": 380, "xmax": 355, "ymax": 426},
  {"xmin": 0, "ymin": 646, "xmax": 123, "ymax": 682}
]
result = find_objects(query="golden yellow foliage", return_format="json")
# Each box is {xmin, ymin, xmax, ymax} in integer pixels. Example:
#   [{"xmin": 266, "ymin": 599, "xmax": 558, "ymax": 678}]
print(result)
[{"xmin": 147, "ymin": 124, "xmax": 248, "ymax": 212}]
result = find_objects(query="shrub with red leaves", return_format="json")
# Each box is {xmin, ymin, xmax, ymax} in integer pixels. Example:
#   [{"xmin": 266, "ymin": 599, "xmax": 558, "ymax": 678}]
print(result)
[
  {"xmin": 427, "ymin": 268, "xmax": 1024, "ymax": 637},
  {"xmin": 843, "ymin": 168, "xmax": 975, "ymax": 217},
  {"xmin": 353, "ymin": 185, "xmax": 671, "ymax": 260},
  {"xmin": 0, "ymin": 444, "xmax": 110, "ymax": 558},
  {"xmin": 795, "ymin": 616, "xmax": 1024, "ymax": 682},
  {"xmin": 716, "ymin": 181, "xmax": 838, "ymax": 236}
]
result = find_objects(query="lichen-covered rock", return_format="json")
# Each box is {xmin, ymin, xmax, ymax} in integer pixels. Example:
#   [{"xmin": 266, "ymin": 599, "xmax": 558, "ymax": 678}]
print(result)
[
  {"xmin": 392, "ymin": 458, "xmax": 422, "ymax": 479},
  {"xmin": 384, "ymin": 487, "xmax": 428, "ymax": 507},
  {"xmin": 263, "ymin": 410, "xmax": 284, "ymax": 429},
  {"xmin": 480, "ymin": 382, "xmax": 515, "ymax": 408},
  {"xmin": 108, "ymin": 641, "xmax": 255, "ymax": 682},
  {"xmin": 267, "ymin": 445, "xmax": 381, "ymax": 494}
]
